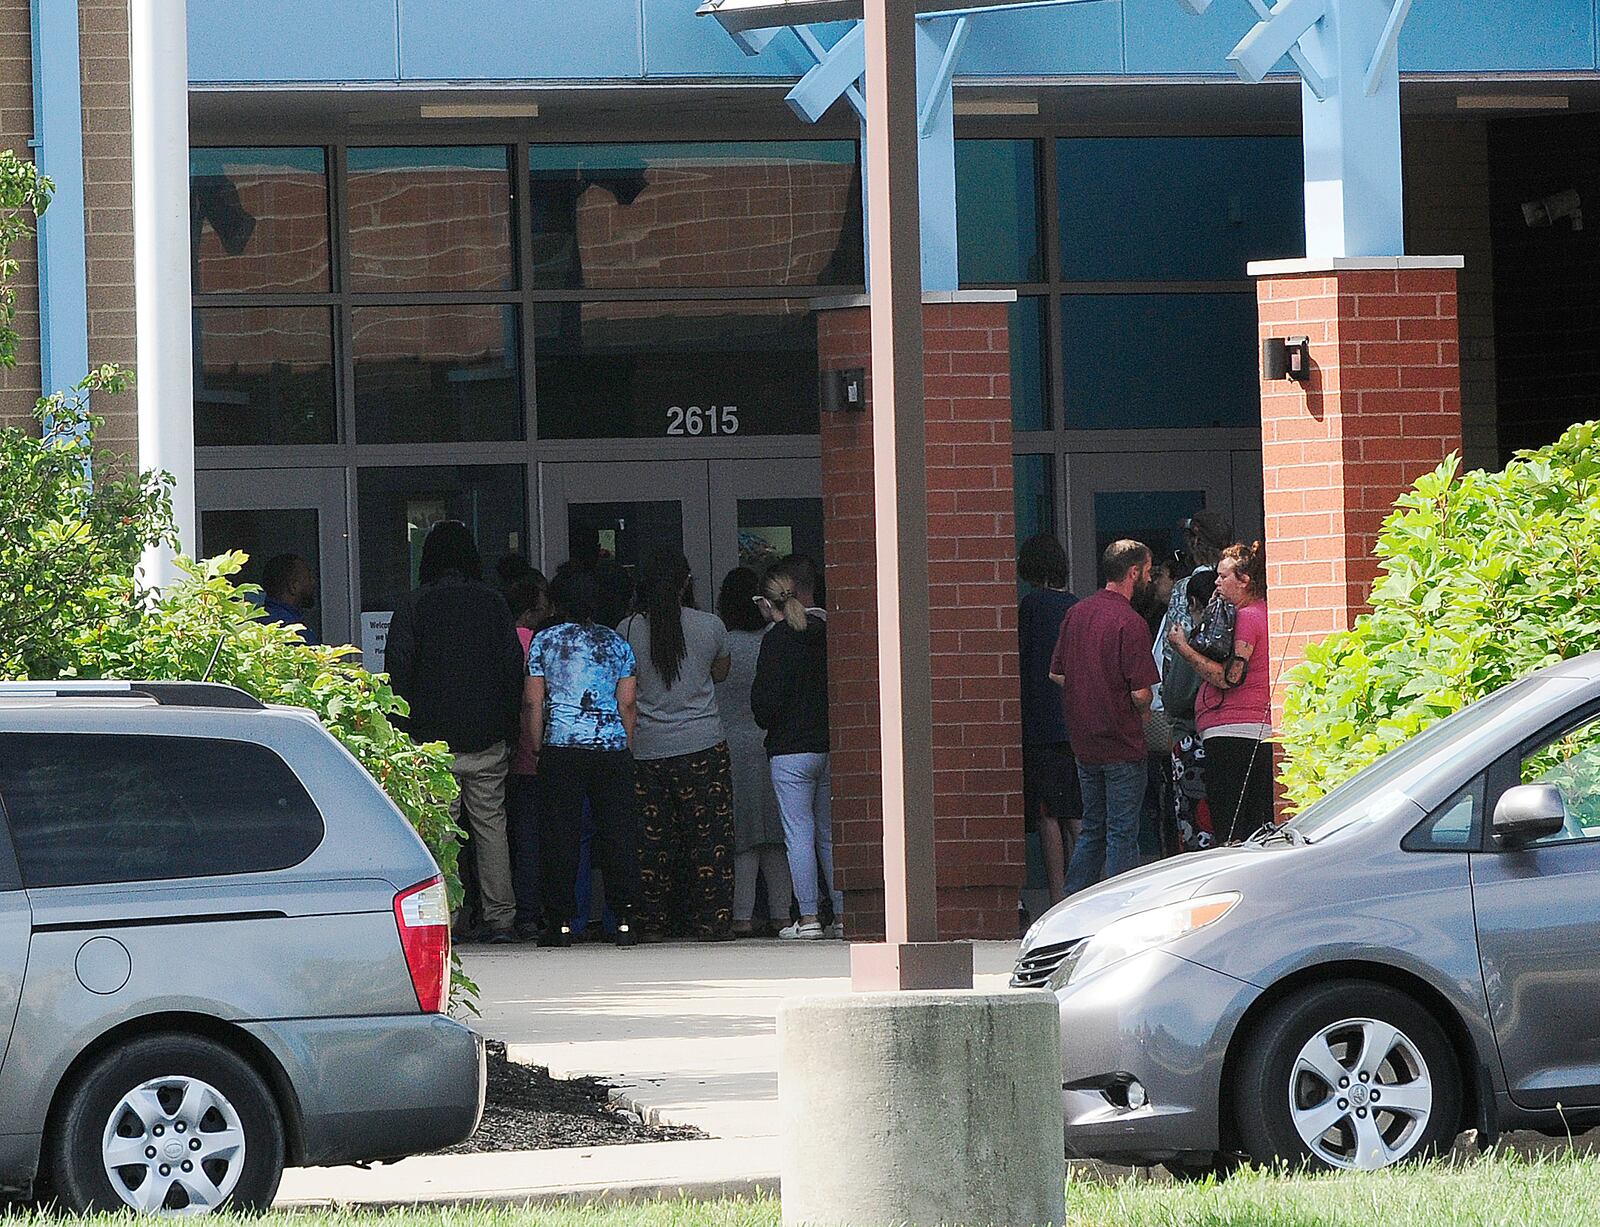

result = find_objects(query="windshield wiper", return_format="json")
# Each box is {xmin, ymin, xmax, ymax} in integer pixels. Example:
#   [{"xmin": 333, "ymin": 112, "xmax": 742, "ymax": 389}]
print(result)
[{"xmin": 1255, "ymin": 823, "xmax": 1310, "ymax": 847}]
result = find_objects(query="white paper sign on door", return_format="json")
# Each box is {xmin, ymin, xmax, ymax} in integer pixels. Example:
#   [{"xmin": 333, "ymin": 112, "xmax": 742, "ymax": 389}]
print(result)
[{"xmin": 361, "ymin": 611, "xmax": 393, "ymax": 675}]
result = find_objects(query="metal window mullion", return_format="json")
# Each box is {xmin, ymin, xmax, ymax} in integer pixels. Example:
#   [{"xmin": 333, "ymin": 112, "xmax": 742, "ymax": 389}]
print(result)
[
  {"xmin": 330, "ymin": 143, "xmax": 359, "ymax": 461},
  {"xmin": 1040, "ymin": 133, "xmax": 1067, "ymax": 436}
]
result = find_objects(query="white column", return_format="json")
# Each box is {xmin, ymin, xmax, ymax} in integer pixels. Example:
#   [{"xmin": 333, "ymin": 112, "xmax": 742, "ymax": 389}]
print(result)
[{"xmin": 131, "ymin": 0, "xmax": 196, "ymax": 587}]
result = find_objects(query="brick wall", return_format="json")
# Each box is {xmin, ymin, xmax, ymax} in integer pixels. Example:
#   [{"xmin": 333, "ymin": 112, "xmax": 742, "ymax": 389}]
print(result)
[
  {"xmin": 817, "ymin": 300, "xmax": 1024, "ymax": 942},
  {"xmin": 0, "ymin": 0, "xmax": 38, "ymax": 432},
  {"xmin": 1257, "ymin": 266, "xmax": 1463, "ymax": 717},
  {"xmin": 80, "ymin": 0, "xmax": 136, "ymax": 458}
]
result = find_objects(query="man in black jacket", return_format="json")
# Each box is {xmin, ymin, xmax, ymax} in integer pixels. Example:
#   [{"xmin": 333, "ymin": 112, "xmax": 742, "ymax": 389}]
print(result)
[{"xmin": 386, "ymin": 521, "xmax": 525, "ymax": 943}]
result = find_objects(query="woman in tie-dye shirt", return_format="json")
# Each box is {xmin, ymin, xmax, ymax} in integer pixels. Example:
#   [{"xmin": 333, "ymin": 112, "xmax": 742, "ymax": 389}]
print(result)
[{"xmin": 525, "ymin": 567, "xmax": 640, "ymax": 947}]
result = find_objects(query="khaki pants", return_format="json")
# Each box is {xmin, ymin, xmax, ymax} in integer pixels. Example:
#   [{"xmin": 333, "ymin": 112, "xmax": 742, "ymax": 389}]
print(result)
[{"xmin": 449, "ymin": 741, "xmax": 515, "ymax": 931}]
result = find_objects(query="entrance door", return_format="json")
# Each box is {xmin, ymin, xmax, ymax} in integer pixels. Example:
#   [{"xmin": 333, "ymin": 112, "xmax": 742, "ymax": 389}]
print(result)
[
  {"xmin": 540, "ymin": 457, "xmax": 824, "ymax": 614},
  {"xmin": 539, "ymin": 461, "xmax": 713, "ymax": 600},
  {"xmin": 1065, "ymin": 452, "xmax": 1245, "ymax": 594},
  {"xmin": 709, "ymin": 458, "xmax": 824, "ymax": 590},
  {"xmin": 196, "ymin": 468, "xmax": 352, "ymax": 647}
]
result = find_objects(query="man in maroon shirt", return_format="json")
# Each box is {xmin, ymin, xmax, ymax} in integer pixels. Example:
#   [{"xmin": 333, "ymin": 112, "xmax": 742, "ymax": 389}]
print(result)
[{"xmin": 1049, "ymin": 539, "xmax": 1160, "ymax": 894}]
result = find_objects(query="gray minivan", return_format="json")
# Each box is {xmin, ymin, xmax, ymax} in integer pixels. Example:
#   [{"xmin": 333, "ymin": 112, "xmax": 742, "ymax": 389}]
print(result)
[
  {"xmin": 0, "ymin": 681, "xmax": 484, "ymax": 1213},
  {"xmin": 1015, "ymin": 650, "xmax": 1600, "ymax": 1176}
]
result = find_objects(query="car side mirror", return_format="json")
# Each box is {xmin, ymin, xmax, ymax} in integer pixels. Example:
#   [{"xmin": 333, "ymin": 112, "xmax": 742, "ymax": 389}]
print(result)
[{"xmin": 1493, "ymin": 784, "xmax": 1568, "ymax": 846}]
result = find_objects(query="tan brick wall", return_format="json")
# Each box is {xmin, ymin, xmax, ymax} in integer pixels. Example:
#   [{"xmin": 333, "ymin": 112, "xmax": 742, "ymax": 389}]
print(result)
[
  {"xmin": 0, "ymin": 0, "xmax": 40, "ymax": 433},
  {"xmin": 819, "ymin": 301, "xmax": 1024, "ymax": 943},
  {"xmin": 80, "ymin": 0, "xmax": 136, "ymax": 460}
]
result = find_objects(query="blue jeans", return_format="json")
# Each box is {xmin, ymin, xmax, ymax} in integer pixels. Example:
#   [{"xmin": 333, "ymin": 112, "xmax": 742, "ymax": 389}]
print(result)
[
  {"xmin": 771, "ymin": 752, "xmax": 841, "ymax": 919},
  {"xmin": 1064, "ymin": 759, "xmax": 1148, "ymax": 896}
]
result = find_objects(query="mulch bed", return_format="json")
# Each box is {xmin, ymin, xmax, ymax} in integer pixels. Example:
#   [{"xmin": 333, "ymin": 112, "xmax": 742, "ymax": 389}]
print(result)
[{"xmin": 437, "ymin": 1040, "xmax": 707, "ymax": 1154}]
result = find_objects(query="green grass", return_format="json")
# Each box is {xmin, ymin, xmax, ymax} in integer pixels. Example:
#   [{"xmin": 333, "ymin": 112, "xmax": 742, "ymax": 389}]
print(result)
[{"xmin": 19, "ymin": 1154, "xmax": 1600, "ymax": 1225}]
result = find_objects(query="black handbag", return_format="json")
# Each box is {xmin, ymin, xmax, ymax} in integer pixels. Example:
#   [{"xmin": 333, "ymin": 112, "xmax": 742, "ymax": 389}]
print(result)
[{"xmin": 1189, "ymin": 594, "xmax": 1237, "ymax": 663}]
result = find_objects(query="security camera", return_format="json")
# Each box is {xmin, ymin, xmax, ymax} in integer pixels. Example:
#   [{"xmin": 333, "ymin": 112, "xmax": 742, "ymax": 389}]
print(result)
[{"xmin": 1523, "ymin": 188, "xmax": 1583, "ymax": 231}]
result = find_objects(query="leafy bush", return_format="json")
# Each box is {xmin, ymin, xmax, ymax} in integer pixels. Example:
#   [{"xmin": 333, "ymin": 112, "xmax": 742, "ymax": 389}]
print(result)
[{"xmin": 1280, "ymin": 421, "xmax": 1600, "ymax": 810}]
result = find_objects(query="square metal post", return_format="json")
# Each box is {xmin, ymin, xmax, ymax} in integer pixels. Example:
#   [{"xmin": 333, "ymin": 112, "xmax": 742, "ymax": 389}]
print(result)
[{"xmin": 851, "ymin": 0, "xmax": 973, "ymax": 991}]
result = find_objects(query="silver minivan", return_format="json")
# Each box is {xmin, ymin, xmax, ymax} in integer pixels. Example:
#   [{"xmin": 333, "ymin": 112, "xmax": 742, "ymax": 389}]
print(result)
[
  {"xmin": 0, "ymin": 681, "xmax": 484, "ymax": 1212},
  {"xmin": 1016, "ymin": 651, "xmax": 1600, "ymax": 1176}
]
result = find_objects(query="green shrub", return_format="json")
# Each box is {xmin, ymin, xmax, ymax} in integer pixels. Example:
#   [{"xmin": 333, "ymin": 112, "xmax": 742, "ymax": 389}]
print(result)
[{"xmin": 1280, "ymin": 420, "xmax": 1600, "ymax": 811}]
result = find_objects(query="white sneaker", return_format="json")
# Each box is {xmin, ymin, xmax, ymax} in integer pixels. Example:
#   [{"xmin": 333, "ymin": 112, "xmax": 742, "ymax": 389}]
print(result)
[
  {"xmin": 779, "ymin": 921, "xmax": 824, "ymax": 941},
  {"xmin": 825, "ymin": 922, "xmax": 845, "ymax": 941}
]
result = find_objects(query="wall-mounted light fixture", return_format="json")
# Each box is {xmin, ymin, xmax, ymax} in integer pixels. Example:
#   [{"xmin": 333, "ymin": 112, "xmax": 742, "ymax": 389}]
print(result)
[
  {"xmin": 1263, "ymin": 336, "xmax": 1311, "ymax": 384},
  {"xmin": 821, "ymin": 367, "xmax": 866, "ymax": 412}
]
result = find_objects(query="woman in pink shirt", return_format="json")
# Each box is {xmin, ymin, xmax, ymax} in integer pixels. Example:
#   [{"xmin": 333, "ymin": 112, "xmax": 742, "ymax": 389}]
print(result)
[{"xmin": 1167, "ymin": 542, "xmax": 1272, "ymax": 843}]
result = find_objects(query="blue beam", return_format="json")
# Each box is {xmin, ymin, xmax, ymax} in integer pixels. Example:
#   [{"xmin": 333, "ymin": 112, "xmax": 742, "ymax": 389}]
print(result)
[
  {"xmin": 29, "ymin": 0, "xmax": 91, "ymax": 409},
  {"xmin": 915, "ymin": 18, "xmax": 959, "ymax": 290},
  {"xmin": 787, "ymin": 20, "xmax": 865, "ymax": 121}
]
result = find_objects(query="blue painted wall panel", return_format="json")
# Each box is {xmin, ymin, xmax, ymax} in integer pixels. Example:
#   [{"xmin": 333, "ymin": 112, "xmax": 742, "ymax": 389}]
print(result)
[
  {"xmin": 644, "ymin": 2, "xmax": 854, "ymax": 77},
  {"xmin": 957, "ymin": 2, "xmax": 1122, "ymax": 77},
  {"xmin": 400, "ymin": 0, "xmax": 641, "ymax": 79},
  {"xmin": 1124, "ymin": 0, "xmax": 1255, "ymax": 75},
  {"xmin": 1399, "ymin": 0, "xmax": 1594, "ymax": 72},
  {"xmin": 189, "ymin": 0, "xmax": 399, "ymax": 83}
]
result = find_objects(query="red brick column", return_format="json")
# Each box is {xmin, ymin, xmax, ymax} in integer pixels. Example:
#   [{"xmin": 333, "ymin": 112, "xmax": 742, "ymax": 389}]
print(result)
[
  {"xmin": 815, "ymin": 294, "xmax": 1023, "ymax": 942},
  {"xmin": 1253, "ymin": 259, "xmax": 1464, "ymax": 722}
]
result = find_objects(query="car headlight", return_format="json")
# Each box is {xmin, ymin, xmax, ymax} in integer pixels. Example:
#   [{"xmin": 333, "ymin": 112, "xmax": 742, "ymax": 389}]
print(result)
[{"xmin": 1046, "ymin": 893, "xmax": 1240, "ymax": 990}]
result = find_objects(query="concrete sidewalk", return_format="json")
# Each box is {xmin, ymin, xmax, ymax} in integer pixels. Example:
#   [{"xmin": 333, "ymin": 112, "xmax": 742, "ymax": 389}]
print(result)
[{"xmin": 277, "ymin": 939, "xmax": 1021, "ymax": 1206}]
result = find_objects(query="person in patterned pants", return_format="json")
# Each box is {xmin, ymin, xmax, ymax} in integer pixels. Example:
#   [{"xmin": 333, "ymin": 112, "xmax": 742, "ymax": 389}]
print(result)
[{"xmin": 634, "ymin": 742, "xmax": 736, "ymax": 939}]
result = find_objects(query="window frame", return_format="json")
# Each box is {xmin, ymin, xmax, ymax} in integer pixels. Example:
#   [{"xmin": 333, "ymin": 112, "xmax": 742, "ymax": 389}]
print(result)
[{"xmin": 1402, "ymin": 775, "xmax": 1487, "ymax": 854}]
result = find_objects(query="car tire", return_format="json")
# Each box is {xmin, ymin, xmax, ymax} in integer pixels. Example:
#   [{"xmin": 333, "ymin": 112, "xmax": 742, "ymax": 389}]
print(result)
[
  {"xmin": 1234, "ymin": 980, "xmax": 1461, "ymax": 1172},
  {"xmin": 48, "ymin": 1033, "xmax": 285, "ymax": 1214}
]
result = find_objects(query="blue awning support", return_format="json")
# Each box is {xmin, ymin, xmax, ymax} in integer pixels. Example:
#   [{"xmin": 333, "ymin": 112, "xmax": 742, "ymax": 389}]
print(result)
[
  {"xmin": 1182, "ymin": 0, "xmax": 1414, "ymax": 259},
  {"xmin": 29, "ymin": 0, "xmax": 92, "ymax": 428}
]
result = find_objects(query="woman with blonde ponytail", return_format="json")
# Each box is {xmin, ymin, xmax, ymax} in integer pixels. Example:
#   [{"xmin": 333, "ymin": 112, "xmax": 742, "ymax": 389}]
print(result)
[{"xmin": 751, "ymin": 556, "xmax": 840, "ymax": 941}]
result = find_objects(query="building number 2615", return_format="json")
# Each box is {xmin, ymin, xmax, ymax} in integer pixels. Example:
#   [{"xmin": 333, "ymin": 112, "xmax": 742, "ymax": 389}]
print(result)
[{"xmin": 665, "ymin": 405, "xmax": 739, "ymax": 436}]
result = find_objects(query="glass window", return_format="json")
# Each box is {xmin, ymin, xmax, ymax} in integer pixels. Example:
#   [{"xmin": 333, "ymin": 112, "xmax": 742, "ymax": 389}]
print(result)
[
  {"xmin": 535, "ymin": 299, "xmax": 819, "ymax": 439},
  {"xmin": 352, "ymin": 305, "xmax": 522, "ymax": 445},
  {"xmin": 190, "ymin": 147, "xmax": 330, "ymax": 294},
  {"xmin": 1403, "ymin": 781, "xmax": 1483, "ymax": 852},
  {"xmin": 346, "ymin": 146, "xmax": 515, "ymax": 293},
  {"xmin": 736, "ymin": 498, "xmax": 824, "ymax": 574},
  {"xmin": 568, "ymin": 501, "xmax": 684, "ymax": 580},
  {"xmin": 1062, "ymin": 293, "xmax": 1260, "ymax": 430},
  {"xmin": 1093, "ymin": 490, "xmax": 1206, "ymax": 582},
  {"xmin": 1517, "ymin": 712, "xmax": 1600, "ymax": 847},
  {"xmin": 1013, "ymin": 454, "xmax": 1054, "ymax": 546},
  {"xmin": 194, "ymin": 306, "xmax": 336, "ymax": 446},
  {"xmin": 356, "ymin": 466, "xmax": 527, "ymax": 614},
  {"xmin": 0, "ymin": 734, "xmax": 324, "ymax": 888},
  {"xmin": 200, "ymin": 507, "xmax": 324, "ymax": 644},
  {"xmin": 528, "ymin": 142, "xmax": 864, "ymax": 289},
  {"xmin": 956, "ymin": 139, "xmax": 1042, "ymax": 284},
  {"xmin": 1058, "ymin": 137, "xmax": 1304, "ymax": 282},
  {"xmin": 1009, "ymin": 297, "xmax": 1048, "ymax": 432}
]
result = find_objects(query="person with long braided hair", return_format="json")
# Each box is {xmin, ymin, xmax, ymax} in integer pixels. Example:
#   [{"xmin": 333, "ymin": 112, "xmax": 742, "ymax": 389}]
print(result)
[{"xmin": 618, "ymin": 549, "xmax": 737, "ymax": 940}]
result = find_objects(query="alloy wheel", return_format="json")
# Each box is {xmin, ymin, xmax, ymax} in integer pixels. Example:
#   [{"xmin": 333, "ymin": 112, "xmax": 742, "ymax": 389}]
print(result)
[
  {"xmin": 1287, "ymin": 1017, "xmax": 1434, "ymax": 1170},
  {"xmin": 100, "ymin": 1075, "xmax": 247, "ymax": 1214}
]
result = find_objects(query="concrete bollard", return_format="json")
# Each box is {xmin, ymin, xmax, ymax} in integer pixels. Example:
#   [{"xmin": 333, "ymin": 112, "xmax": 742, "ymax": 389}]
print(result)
[{"xmin": 779, "ymin": 990, "xmax": 1064, "ymax": 1227}]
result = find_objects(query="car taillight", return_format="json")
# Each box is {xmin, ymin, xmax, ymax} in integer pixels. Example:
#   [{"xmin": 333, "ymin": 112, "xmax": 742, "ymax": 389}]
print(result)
[{"xmin": 394, "ymin": 876, "xmax": 450, "ymax": 1013}]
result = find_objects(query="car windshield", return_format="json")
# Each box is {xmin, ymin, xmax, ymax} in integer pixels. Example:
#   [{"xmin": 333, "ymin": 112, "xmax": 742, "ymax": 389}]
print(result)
[{"xmin": 1284, "ymin": 676, "xmax": 1543, "ymax": 842}]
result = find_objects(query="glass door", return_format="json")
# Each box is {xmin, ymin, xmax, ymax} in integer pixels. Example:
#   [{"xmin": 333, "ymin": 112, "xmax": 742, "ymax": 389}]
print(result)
[
  {"xmin": 1064, "ymin": 452, "xmax": 1236, "ymax": 595},
  {"xmin": 196, "ymin": 468, "xmax": 352, "ymax": 648},
  {"xmin": 709, "ymin": 458, "xmax": 825, "ymax": 593},
  {"xmin": 538, "ymin": 461, "xmax": 712, "ymax": 619}
]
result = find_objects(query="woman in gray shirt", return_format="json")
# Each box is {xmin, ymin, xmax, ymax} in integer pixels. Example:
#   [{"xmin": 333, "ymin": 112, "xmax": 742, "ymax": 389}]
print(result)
[
  {"xmin": 716, "ymin": 567, "xmax": 793, "ymax": 936},
  {"xmin": 619, "ymin": 550, "xmax": 736, "ymax": 940}
]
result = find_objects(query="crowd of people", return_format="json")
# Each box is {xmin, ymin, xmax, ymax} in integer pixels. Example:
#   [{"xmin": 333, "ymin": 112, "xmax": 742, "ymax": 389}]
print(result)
[
  {"xmin": 258, "ymin": 509, "xmax": 1271, "ymax": 936},
  {"xmin": 1020, "ymin": 513, "xmax": 1274, "ymax": 907},
  {"xmin": 383, "ymin": 520, "xmax": 840, "ymax": 947}
]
